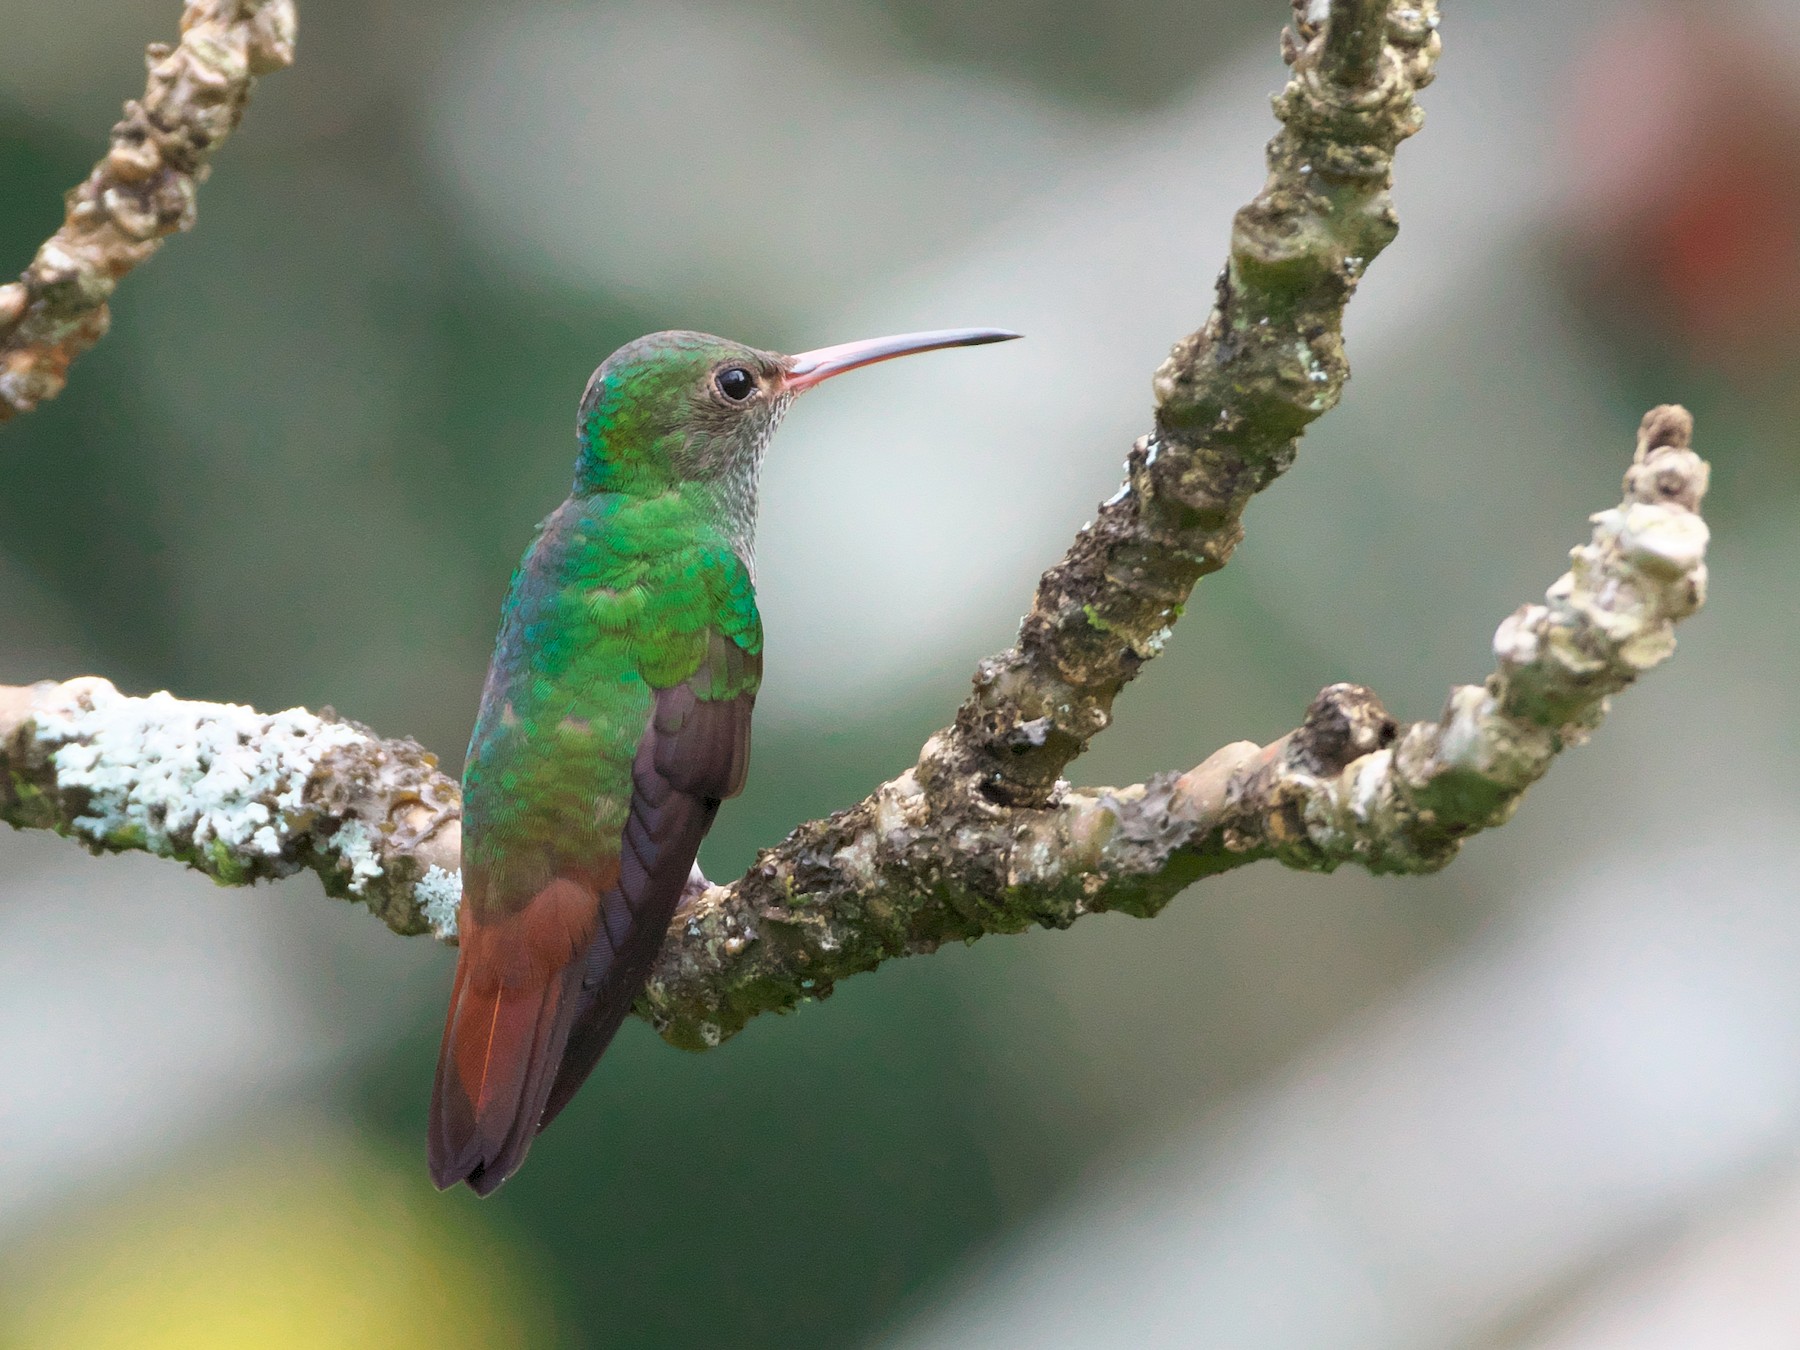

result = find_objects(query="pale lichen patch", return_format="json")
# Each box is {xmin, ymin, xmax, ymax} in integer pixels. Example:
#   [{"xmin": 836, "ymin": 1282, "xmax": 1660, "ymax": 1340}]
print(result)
[
  {"xmin": 1349, "ymin": 748, "xmax": 1392, "ymax": 820},
  {"xmin": 416, "ymin": 865, "xmax": 463, "ymax": 940},
  {"xmin": 4, "ymin": 675, "xmax": 462, "ymax": 937},
  {"xmin": 1613, "ymin": 502, "xmax": 1709, "ymax": 580},
  {"xmin": 831, "ymin": 833, "xmax": 877, "ymax": 884},
  {"xmin": 327, "ymin": 819, "xmax": 385, "ymax": 894},
  {"xmin": 32, "ymin": 680, "xmax": 367, "ymax": 863}
]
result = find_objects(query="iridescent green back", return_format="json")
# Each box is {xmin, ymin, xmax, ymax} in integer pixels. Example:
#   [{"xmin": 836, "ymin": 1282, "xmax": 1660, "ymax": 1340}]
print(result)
[{"xmin": 462, "ymin": 486, "xmax": 762, "ymax": 917}]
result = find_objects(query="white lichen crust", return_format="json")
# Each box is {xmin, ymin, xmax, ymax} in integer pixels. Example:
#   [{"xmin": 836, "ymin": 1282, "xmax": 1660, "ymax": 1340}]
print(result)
[
  {"xmin": 0, "ymin": 676, "xmax": 459, "ymax": 934},
  {"xmin": 416, "ymin": 865, "xmax": 464, "ymax": 940}
]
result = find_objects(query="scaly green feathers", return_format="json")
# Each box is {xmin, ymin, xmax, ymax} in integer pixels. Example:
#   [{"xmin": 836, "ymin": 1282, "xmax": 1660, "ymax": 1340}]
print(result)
[{"xmin": 462, "ymin": 483, "xmax": 761, "ymax": 917}]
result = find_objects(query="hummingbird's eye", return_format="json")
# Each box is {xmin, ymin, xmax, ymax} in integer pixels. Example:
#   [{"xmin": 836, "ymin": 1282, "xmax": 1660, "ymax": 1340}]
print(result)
[{"xmin": 715, "ymin": 366, "xmax": 756, "ymax": 402}]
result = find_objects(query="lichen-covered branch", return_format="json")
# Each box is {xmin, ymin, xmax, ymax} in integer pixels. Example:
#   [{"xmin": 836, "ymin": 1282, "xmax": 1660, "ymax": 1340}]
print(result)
[
  {"xmin": 0, "ymin": 679, "xmax": 460, "ymax": 936},
  {"xmin": 0, "ymin": 409, "xmax": 1711, "ymax": 1051},
  {"xmin": 0, "ymin": 0, "xmax": 296, "ymax": 422},
  {"xmin": 945, "ymin": 0, "xmax": 1439, "ymax": 807}
]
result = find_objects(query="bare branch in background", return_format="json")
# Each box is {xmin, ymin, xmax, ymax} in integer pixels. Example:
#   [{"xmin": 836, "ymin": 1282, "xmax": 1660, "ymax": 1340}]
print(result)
[
  {"xmin": 0, "ymin": 0, "xmax": 296, "ymax": 422},
  {"xmin": 0, "ymin": 6, "xmax": 1711, "ymax": 1051}
]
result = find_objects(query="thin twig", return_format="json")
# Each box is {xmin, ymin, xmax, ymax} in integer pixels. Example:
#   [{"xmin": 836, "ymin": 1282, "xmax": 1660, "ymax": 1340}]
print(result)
[{"xmin": 0, "ymin": 0, "xmax": 297, "ymax": 422}]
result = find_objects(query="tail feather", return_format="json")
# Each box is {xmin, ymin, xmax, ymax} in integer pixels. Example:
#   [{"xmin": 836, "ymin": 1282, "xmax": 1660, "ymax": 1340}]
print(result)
[{"xmin": 428, "ymin": 875, "xmax": 600, "ymax": 1195}]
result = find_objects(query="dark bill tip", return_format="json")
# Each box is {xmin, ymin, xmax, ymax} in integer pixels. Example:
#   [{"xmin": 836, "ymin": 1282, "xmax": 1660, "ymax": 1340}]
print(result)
[{"xmin": 783, "ymin": 327, "xmax": 1021, "ymax": 392}]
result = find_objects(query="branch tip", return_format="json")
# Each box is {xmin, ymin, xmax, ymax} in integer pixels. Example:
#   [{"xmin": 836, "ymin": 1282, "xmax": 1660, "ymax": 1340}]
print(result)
[{"xmin": 0, "ymin": 0, "xmax": 297, "ymax": 422}]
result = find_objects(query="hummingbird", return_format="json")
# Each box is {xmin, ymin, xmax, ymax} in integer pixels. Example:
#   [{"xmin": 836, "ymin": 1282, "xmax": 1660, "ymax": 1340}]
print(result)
[{"xmin": 430, "ymin": 326, "xmax": 1019, "ymax": 1194}]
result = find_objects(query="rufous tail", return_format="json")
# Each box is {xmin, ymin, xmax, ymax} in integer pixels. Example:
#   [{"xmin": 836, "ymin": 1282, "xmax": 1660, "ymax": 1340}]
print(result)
[{"xmin": 428, "ymin": 876, "xmax": 598, "ymax": 1195}]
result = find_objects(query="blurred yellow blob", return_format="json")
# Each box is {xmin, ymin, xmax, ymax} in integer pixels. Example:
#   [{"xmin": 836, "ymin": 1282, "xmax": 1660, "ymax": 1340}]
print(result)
[{"xmin": 0, "ymin": 1122, "xmax": 551, "ymax": 1350}]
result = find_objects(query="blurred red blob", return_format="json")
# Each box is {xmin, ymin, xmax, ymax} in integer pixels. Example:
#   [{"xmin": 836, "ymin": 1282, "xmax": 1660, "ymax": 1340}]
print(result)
[{"xmin": 1563, "ymin": 5, "xmax": 1800, "ymax": 374}]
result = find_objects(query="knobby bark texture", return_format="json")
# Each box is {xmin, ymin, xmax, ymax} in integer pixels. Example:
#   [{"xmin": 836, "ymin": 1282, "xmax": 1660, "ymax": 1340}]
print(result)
[
  {"xmin": 0, "ymin": 0, "xmax": 296, "ymax": 421},
  {"xmin": 0, "ymin": 3, "xmax": 1713, "ymax": 1052},
  {"xmin": 600, "ymin": 407, "xmax": 1710, "ymax": 1047},
  {"xmin": 945, "ymin": 0, "xmax": 1438, "ymax": 807}
]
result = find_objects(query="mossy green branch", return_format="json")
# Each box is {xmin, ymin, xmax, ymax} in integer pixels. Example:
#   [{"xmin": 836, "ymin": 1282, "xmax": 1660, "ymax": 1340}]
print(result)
[{"xmin": 642, "ymin": 408, "xmax": 1709, "ymax": 1046}]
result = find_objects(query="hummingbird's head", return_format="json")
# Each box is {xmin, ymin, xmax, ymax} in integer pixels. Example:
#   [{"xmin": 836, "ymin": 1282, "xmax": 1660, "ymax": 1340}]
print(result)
[
  {"xmin": 572, "ymin": 328, "xmax": 1018, "ymax": 557},
  {"xmin": 575, "ymin": 330, "xmax": 788, "ymax": 501}
]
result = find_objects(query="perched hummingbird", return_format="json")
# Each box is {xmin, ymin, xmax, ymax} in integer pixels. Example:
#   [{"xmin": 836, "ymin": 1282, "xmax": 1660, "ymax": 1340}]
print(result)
[{"xmin": 430, "ymin": 326, "xmax": 1019, "ymax": 1194}]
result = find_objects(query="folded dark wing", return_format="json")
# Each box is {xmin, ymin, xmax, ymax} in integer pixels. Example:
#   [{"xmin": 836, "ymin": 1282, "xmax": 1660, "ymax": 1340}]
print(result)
[{"xmin": 538, "ymin": 633, "xmax": 758, "ymax": 1130}]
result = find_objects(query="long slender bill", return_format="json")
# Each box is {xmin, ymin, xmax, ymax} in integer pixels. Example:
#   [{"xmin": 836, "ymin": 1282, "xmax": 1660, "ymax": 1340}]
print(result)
[{"xmin": 783, "ymin": 328, "xmax": 1021, "ymax": 393}]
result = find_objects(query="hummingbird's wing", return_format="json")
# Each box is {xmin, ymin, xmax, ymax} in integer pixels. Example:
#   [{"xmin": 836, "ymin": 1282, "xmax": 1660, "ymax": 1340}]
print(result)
[{"xmin": 537, "ymin": 627, "xmax": 758, "ymax": 1131}]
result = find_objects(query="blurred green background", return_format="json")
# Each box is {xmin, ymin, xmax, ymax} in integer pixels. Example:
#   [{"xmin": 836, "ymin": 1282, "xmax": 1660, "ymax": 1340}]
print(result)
[{"xmin": 3, "ymin": 1, "xmax": 1799, "ymax": 1347}]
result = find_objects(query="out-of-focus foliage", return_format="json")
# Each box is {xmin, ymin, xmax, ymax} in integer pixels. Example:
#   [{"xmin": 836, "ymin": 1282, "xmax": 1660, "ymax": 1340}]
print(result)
[{"xmin": 0, "ymin": 1128, "xmax": 550, "ymax": 1349}]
